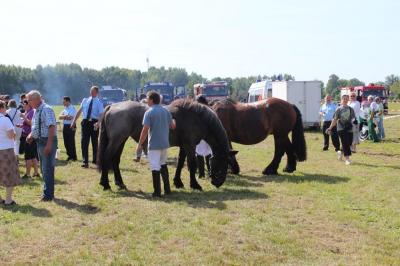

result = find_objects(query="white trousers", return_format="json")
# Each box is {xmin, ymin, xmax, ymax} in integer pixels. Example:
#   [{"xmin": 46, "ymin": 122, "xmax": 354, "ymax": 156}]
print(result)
[{"xmin": 148, "ymin": 149, "xmax": 168, "ymax": 171}]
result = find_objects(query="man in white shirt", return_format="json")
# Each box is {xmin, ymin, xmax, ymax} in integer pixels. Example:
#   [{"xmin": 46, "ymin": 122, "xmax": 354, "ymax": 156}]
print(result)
[{"xmin": 59, "ymin": 96, "xmax": 77, "ymax": 161}]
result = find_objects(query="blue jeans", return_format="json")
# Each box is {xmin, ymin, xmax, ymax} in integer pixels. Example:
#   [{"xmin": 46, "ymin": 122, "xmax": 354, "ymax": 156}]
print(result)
[
  {"xmin": 37, "ymin": 137, "xmax": 58, "ymax": 199},
  {"xmin": 377, "ymin": 118, "xmax": 385, "ymax": 140}
]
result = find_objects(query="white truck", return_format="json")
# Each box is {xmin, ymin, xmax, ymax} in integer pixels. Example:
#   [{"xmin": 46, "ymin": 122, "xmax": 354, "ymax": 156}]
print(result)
[
  {"xmin": 247, "ymin": 80, "xmax": 273, "ymax": 102},
  {"xmin": 248, "ymin": 80, "xmax": 321, "ymax": 128},
  {"xmin": 272, "ymin": 81, "xmax": 321, "ymax": 128}
]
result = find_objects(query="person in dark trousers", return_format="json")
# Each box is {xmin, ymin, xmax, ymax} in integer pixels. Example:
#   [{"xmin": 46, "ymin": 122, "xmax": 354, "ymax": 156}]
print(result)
[
  {"xmin": 137, "ymin": 91, "xmax": 176, "ymax": 197},
  {"xmin": 327, "ymin": 94, "xmax": 356, "ymax": 165},
  {"xmin": 71, "ymin": 86, "xmax": 104, "ymax": 168},
  {"xmin": 319, "ymin": 94, "xmax": 340, "ymax": 153},
  {"xmin": 59, "ymin": 96, "xmax": 77, "ymax": 161}
]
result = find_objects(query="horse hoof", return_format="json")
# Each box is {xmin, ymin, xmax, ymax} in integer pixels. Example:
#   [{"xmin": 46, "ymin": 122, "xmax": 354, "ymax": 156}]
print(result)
[
  {"xmin": 173, "ymin": 179, "xmax": 184, "ymax": 189},
  {"xmin": 262, "ymin": 168, "xmax": 278, "ymax": 176},
  {"xmin": 117, "ymin": 185, "xmax": 127, "ymax": 190},
  {"xmin": 102, "ymin": 186, "xmax": 112, "ymax": 191},
  {"xmin": 283, "ymin": 167, "xmax": 296, "ymax": 173},
  {"xmin": 190, "ymin": 183, "xmax": 203, "ymax": 191}
]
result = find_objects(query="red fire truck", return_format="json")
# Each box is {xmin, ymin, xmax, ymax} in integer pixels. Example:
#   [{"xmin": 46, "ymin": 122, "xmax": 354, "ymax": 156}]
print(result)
[
  {"xmin": 193, "ymin": 81, "xmax": 229, "ymax": 101},
  {"xmin": 340, "ymin": 83, "xmax": 388, "ymax": 114}
]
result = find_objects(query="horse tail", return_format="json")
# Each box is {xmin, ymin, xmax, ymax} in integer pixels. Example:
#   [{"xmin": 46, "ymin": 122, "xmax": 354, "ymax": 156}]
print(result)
[
  {"xmin": 291, "ymin": 104, "xmax": 307, "ymax": 162},
  {"xmin": 97, "ymin": 106, "xmax": 110, "ymax": 172}
]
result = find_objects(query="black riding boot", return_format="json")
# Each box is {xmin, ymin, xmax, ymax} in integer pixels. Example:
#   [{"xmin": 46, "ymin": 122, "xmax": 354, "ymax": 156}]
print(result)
[
  {"xmin": 152, "ymin": 170, "xmax": 161, "ymax": 197},
  {"xmin": 160, "ymin": 164, "xmax": 171, "ymax": 195},
  {"xmin": 197, "ymin": 155, "xmax": 205, "ymax": 178},
  {"xmin": 205, "ymin": 155, "xmax": 211, "ymax": 177}
]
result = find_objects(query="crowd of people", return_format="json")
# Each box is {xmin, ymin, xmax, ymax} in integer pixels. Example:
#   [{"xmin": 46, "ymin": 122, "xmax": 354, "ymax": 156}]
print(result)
[
  {"xmin": 0, "ymin": 87, "xmax": 203, "ymax": 204},
  {"xmin": 1, "ymin": 88, "xmax": 387, "ymax": 205},
  {"xmin": 0, "ymin": 87, "xmax": 100, "ymax": 205},
  {"xmin": 319, "ymin": 93, "xmax": 386, "ymax": 165}
]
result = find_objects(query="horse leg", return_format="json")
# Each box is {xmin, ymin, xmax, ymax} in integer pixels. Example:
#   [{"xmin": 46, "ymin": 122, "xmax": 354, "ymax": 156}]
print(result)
[
  {"xmin": 113, "ymin": 143, "xmax": 127, "ymax": 190},
  {"xmin": 173, "ymin": 147, "xmax": 185, "ymax": 189},
  {"xmin": 187, "ymin": 152, "xmax": 202, "ymax": 191},
  {"xmin": 262, "ymin": 135, "xmax": 286, "ymax": 175},
  {"xmin": 100, "ymin": 162, "xmax": 111, "ymax": 190},
  {"xmin": 197, "ymin": 155, "xmax": 205, "ymax": 178},
  {"xmin": 100, "ymin": 144, "xmax": 112, "ymax": 190},
  {"xmin": 283, "ymin": 136, "xmax": 297, "ymax": 173},
  {"xmin": 228, "ymin": 141, "xmax": 240, "ymax": 174}
]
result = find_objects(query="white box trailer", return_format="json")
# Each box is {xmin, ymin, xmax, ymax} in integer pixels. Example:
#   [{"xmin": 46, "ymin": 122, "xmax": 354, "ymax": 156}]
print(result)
[{"xmin": 272, "ymin": 81, "xmax": 321, "ymax": 128}]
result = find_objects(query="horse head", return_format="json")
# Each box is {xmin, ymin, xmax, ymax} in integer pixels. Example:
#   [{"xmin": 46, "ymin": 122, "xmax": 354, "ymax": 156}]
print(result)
[{"xmin": 209, "ymin": 154, "xmax": 227, "ymax": 188}]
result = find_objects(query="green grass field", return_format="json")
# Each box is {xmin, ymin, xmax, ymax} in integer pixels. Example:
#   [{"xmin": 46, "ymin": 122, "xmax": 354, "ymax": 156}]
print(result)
[{"xmin": 0, "ymin": 104, "xmax": 399, "ymax": 265}]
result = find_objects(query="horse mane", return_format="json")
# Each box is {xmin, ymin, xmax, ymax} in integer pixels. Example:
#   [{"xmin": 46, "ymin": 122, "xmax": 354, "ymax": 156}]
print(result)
[
  {"xmin": 209, "ymin": 97, "xmax": 237, "ymax": 106},
  {"xmin": 170, "ymin": 99, "xmax": 229, "ymax": 157}
]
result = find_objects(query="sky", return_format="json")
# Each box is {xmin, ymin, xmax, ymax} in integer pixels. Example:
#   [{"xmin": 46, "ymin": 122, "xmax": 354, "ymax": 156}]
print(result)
[{"xmin": 0, "ymin": 0, "xmax": 399, "ymax": 83}]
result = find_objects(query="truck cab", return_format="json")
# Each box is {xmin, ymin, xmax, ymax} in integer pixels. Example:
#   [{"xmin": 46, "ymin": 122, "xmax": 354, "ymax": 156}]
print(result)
[
  {"xmin": 193, "ymin": 81, "xmax": 229, "ymax": 101},
  {"xmin": 99, "ymin": 86, "xmax": 128, "ymax": 107},
  {"xmin": 247, "ymin": 80, "xmax": 272, "ymax": 103},
  {"xmin": 141, "ymin": 82, "xmax": 183, "ymax": 105},
  {"xmin": 340, "ymin": 84, "xmax": 388, "ymax": 114}
]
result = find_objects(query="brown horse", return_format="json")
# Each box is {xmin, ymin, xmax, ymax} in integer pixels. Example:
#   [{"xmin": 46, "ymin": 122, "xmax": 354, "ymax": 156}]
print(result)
[{"xmin": 210, "ymin": 98, "xmax": 307, "ymax": 175}]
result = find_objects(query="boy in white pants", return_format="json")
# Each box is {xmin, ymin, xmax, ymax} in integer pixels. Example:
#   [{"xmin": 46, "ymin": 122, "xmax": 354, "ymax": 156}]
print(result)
[{"xmin": 137, "ymin": 91, "xmax": 176, "ymax": 197}]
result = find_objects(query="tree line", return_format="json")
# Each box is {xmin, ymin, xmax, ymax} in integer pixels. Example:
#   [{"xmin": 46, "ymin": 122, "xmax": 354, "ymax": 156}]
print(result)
[{"xmin": 0, "ymin": 63, "xmax": 398, "ymax": 104}]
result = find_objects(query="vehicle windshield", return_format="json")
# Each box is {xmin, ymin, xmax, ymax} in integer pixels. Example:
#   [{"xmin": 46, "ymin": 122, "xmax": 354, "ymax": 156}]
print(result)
[
  {"xmin": 363, "ymin": 90, "xmax": 384, "ymax": 98},
  {"xmin": 203, "ymin": 86, "xmax": 228, "ymax": 96},
  {"xmin": 144, "ymin": 86, "xmax": 174, "ymax": 96},
  {"xmin": 100, "ymin": 90, "xmax": 124, "ymax": 100}
]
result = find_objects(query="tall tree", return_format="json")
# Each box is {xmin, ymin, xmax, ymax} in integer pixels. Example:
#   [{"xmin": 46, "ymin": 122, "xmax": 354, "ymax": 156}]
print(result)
[{"xmin": 325, "ymin": 74, "xmax": 340, "ymax": 99}]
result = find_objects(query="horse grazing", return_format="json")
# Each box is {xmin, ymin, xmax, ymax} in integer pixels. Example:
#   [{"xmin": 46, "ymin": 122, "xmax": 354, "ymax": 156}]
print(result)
[
  {"xmin": 210, "ymin": 98, "xmax": 307, "ymax": 175},
  {"xmin": 97, "ymin": 99, "xmax": 231, "ymax": 191}
]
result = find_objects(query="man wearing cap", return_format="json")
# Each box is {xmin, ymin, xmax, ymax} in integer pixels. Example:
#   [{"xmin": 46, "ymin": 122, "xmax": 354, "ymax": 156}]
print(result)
[{"xmin": 71, "ymin": 86, "xmax": 104, "ymax": 168}]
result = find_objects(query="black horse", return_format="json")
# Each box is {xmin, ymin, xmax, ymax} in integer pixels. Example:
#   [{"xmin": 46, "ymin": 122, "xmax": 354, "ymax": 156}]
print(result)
[{"xmin": 97, "ymin": 99, "xmax": 231, "ymax": 191}]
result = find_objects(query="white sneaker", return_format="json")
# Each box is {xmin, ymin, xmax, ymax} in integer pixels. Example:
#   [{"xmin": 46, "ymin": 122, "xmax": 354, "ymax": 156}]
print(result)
[
  {"xmin": 345, "ymin": 160, "xmax": 351, "ymax": 165},
  {"xmin": 337, "ymin": 151, "xmax": 343, "ymax": 161}
]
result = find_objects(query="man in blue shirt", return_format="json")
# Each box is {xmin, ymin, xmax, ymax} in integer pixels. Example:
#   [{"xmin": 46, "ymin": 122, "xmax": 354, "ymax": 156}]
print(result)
[
  {"xmin": 319, "ymin": 95, "xmax": 340, "ymax": 152},
  {"xmin": 59, "ymin": 96, "xmax": 77, "ymax": 161},
  {"xmin": 71, "ymin": 86, "xmax": 104, "ymax": 168},
  {"xmin": 137, "ymin": 91, "xmax": 176, "ymax": 197}
]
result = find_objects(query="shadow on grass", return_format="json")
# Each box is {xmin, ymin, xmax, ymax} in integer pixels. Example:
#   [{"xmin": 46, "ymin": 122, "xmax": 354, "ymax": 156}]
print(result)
[
  {"xmin": 354, "ymin": 162, "xmax": 400, "ymax": 170},
  {"xmin": 359, "ymin": 150, "xmax": 400, "ymax": 158},
  {"xmin": 115, "ymin": 188, "xmax": 268, "ymax": 210},
  {"xmin": 225, "ymin": 174, "xmax": 264, "ymax": 188},
  {"xmin": 54, "ymin": 198, "xmax": 100, "ymax": 214},
  {"xmin": 21, "ymin": 178, "xmax": 41, "ymax": 187},
  {"xmin": 264, "ymin": 172, "xmax": 350, "ymax": 184},
  {"xmin": 56, "ymin": 160, "xmax": 70, "ymax": 166},
  {"xmin": 381, "ymin": 137, "xmax": 400, "ymax": 144},
  {"xmin": 234, "ymin": 172, "xmax": 349, "ymax": 184},
  {"xmin": 117, "ymin": 167, "xmax": 139, "ymax": 173},
  {"xmin": 0, "ymin": 204, "xmax": 52, "ymax": 217}
]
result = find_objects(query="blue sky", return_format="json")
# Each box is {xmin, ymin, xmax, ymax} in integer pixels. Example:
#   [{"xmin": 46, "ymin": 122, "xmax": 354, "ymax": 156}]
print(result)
[{"xmin": 0, "ymin": 0, "xmax": 399, "ymax": 83}]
